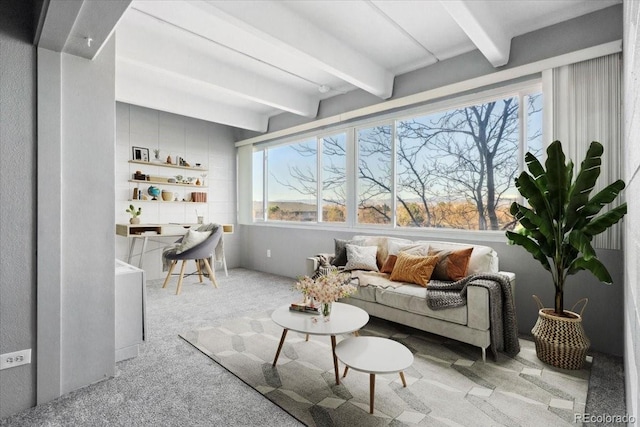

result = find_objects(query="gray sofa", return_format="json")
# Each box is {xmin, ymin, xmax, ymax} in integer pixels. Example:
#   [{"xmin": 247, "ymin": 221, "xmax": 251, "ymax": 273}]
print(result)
[{"xmin": 306, "ymin": 235, "xmax": 516, "ymax": 361}]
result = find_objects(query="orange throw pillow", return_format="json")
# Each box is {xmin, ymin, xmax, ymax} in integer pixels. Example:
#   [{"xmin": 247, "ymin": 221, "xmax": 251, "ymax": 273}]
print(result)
[
  {"xmin": 380, "ymin": 254, "xmax": 397, "ymax": 274},
  {"xmin": 428, "ymin": 247, "xmax": 474, "ymax": 281},
  {"xmin": 389, "ymin": 252, "xmax": 439, "ymax": 287}
]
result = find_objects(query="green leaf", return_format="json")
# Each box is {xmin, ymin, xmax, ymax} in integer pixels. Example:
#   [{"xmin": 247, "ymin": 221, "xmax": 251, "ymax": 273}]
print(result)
[
  {"xmin": 524, "ymin": 152, "xmax": 547, "ymax": 188},
  {"xmin": 577, "ymin": 180, "xmax": 626, "ymax": 226},
  {"xmin": 565, "ymin": 142, "xmax": 603, "ymax": 230},
  {"xmin": 568, "ymin": 230, "xmax": 596, "ymax": 260},
  {"xmin": 514, "ymin": 172, "xmax": 551, "ymax": 219},
  {"xmin": 514, "ymin": 204, "xmax": 555, "ymax": 241},
  {"xmin": 568, "ymin": 257, "xmax": 614, "ymax": 284},
  {"xmin": 505, "ymin": 231, "xmax": 551, "ymax": 271},
  {"xmin": 544, "ymin": 141, "xmax": 569, "ymax": 220},
  {"xmin": 582, "ymin": 203, "xmax": 627, "ymax": 236}
]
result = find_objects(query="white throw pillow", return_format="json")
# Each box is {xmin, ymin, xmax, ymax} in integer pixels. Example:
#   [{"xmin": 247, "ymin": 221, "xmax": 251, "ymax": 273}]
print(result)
[
  {"xmin": 387, "ymin": 240, "xmax": 430, "ymax": 256},
  {"xmin": 344, "ymin": 244, "xmax": 379, "ymax": 272},
  {"xmin": 176, "ymin": 229, "xmax": 212, "ymax": 254}
]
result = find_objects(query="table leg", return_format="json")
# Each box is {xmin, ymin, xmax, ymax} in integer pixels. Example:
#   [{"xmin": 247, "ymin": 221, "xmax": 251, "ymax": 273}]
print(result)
[
  {"xmin": 343, "ymin": 366, "xmax": 349, "ymax": 377},
  {"xmin": 272, "ymin": 329, "xmax": 288, "ymax": 366},
  {"xmin": 127, "ymin": 237, "xmax": 137, "ymax": 265},
  {"xmin": 331, "ymin": 335, "xmax": 340, "ymax": 385},
  {"xmin": 369, "ymin": 373, "xmax": 375, "ymax": 414},
  {"xmin": 138, "ymin": 236, "xmax": 149, "ymax": 269},
  {"xmin": 399, "ymin": 371, "xmax": 407, "ymax": 387}
]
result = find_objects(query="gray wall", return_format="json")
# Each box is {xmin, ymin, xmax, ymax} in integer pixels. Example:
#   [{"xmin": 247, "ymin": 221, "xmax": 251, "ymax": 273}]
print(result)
[
  {"xmin": 0, "ymin": 0, "xmax": 37, "ymax": 418},
  {"xmin": 239, "ymin": 225, "xmax": 624, "ymax": 355},
  {"xmin": 624, "ymin": 0, "xmax": 640, "ymax": 423},
  {"xmin": 60, "ymin": 40, "xmax": 117, "ymax": 394},
  {"xmin": 36, "ymin": 38, "xmax": 118, "ymax": 401}
]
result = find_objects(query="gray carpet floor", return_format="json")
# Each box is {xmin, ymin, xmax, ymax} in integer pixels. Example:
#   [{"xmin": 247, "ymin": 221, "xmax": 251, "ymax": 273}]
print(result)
[{"xmin": 0, "ymin": 268, "xmax": 626, "ymax": 426}]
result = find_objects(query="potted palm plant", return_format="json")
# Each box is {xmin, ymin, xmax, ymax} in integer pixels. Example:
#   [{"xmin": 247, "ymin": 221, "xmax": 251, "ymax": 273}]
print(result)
[{"xmin": 506, "ymin": 140, "xmax": 627, "ymax": 369}]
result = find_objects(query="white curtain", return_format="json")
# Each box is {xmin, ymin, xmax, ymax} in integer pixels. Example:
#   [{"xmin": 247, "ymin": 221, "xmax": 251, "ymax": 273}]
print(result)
[{"xmin": 549, "ymin": 53, "xmax": 623, "ymax": 250}]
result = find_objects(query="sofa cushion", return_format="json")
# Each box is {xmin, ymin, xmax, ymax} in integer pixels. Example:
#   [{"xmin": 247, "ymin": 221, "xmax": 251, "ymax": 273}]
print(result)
[
  {"xmin": 417, "ymin": 241, "xmax": 498, "ymax": 274},
  {"xmin": 331, "ymin": 238, "xmax": 352, "ymax": 267},
  {"xmin": 381, "ymin": 241, "xmax": 430, "ymax": 273},
  {"xmin": 353, "ymin": 235, "xmax": 412, "ymax": 269},
  {"xmin": 389, "ymin": 253, "xmax": 439, "ymax": 287},
  {"xmin": 374, "ymin": 285, "xmax": 468, "ymax": 325},
  {"xmin": 429, "ymin": 247, "xmax": 473, "ymax": 281},
  {"xmin": 347, "ymin": 278, "xmax": 378, "ymax": 303},
  {"xmin": 344, "ymin": 244, "xmax": 379, "ymax": 272}
]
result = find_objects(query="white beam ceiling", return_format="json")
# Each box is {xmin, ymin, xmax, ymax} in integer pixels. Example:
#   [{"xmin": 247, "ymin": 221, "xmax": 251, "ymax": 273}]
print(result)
[
  {"xmin": 95, "ymin": 0, "xmax": 620, "ymax": 132},
  {"xmin": 439, "ymin": 0, "xmax": 512, "ymax": 67},
  {"xmin": 206, "ymin": 0, "xmax": 394, "ymax": 99}
]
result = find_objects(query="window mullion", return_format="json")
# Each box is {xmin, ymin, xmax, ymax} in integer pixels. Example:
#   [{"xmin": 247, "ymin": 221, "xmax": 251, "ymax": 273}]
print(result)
[{"xmin": 317, "ymin": 137, "xmax": 322, "ymax": 223}]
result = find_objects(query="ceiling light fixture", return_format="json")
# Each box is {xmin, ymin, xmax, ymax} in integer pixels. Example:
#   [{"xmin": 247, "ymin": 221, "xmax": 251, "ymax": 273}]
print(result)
[{"xmin": 318, "ymin": 85, "xmax": 331, "ymax": 94}]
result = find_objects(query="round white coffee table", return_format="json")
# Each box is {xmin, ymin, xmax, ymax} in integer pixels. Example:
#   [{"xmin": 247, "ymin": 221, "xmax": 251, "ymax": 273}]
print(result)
[
  {"xmin": 271, "ymin": 302, "xmax": 369, "ymax": 385},
  {"xmin": 335, "ymin": 336, "xmax": 414, "ymax": 414}
]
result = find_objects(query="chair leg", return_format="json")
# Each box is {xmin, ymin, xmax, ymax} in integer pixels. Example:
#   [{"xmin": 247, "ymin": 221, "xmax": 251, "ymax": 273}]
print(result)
[
  {"xmin": 162, "ymin": 261, "xmax": 177, "ymax": 289},
  {"xmin": 175, "ymin": 260, "xmax": 187, "ymax": 295},
  {"xmin": 195, "ymin": 260, "xmax": 204, "ymax": 283},
  {"xmin": 202, "ymin": 258, "xmax": 218, "ymax": 288}
]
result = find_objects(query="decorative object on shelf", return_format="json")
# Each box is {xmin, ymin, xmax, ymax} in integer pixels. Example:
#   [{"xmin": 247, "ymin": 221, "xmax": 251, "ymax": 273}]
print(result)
[
  {"xmin": 187, "ymin": 177, "xmax": 195, "ymax": 184},
  {"xmin": 195, "ymin": 178, "xmax": 201, "ymax": 186},
  {"xmin": 126, "ymin": 204, "xmax": 142, "ymax": 224},
  {"xmin": 147, "ymin": 185, "xmax": 160, "ymax": 200},
  {"xmin": 294, "ymin": 272, "xmax": 356, "ymax": 321},
  {"xmin": 168, "ymin": 178, "xmax": 176, "ymax": 183},
  {"xmin": 192, "ymin": 191, "xmax": 207, "ymax": 202},
  {"xmin": 132, "ymin": 146, "xmax": 149, "ymax": 162},
  {"xmin": 175, "ymin": 175, "xmax": 183, "ymax": 183},
  {"xmin": 195, "ymin": 163, "xmax": 201, "ymax": 167},
  {"xmin": 153, "ymin": 148, "xmax": 162, "ymax": 162},
  {"xmin": 133, "ymin": 171, "xmax": 146, "ymax": 180},
  {"xmin": 166, "ymin": 155, "xmax": 173, "ymax": 164},
  {"xmin": 161, "ymin": 190, "xmax": 174, "ymax": 201},
  {"xmin": 183, "ymin": 194, "xmax": 192, "ymax": 202},
  {"xmin": 200, "ymin": 173, "xmax": 207, "ymax": 186},
  {"xmin": 506, "ymin": 140, "xmax": 627, "ymax": 370}
]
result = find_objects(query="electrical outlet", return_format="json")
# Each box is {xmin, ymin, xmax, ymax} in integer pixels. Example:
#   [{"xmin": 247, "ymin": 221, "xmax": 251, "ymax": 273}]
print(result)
[
  {"xmin": 0, "ymin": 349, "xmax": 31, "ymax": 370},
  {"xmin": 267, "ymin": 249, "xmax": 271, "ymax": 258}
]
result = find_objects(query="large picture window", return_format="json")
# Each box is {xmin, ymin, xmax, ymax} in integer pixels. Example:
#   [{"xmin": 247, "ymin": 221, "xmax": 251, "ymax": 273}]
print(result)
[
  {"xmin": 321, "ymin": 134, "xmax": 347, "ymax": 223},
  {"xmin": 357, "ymin": 125, "xmax": 393, "ymax": 225},
  {"xmin": 252, "ymin": 85, "xmax": 542, "ymax": 232},
  {"xmin": 267, "ymin": 138, "xmax": 317, "ymax": 222}
]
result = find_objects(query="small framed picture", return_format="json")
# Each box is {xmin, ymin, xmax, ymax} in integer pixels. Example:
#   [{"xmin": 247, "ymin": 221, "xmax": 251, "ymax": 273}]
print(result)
[{"xmin": 132, "ymin": 146, "xmax": 149, "ymax": 162}]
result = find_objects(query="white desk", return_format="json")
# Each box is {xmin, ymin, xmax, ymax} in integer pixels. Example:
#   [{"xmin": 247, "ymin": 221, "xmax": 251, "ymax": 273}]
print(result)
[{"xmin": 116, "ymin": 223, "xmax": 233, "ymax": 274}]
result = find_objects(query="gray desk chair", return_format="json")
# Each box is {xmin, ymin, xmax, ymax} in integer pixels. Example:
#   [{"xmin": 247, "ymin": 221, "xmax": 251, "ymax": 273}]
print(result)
[{"xmin": 162, "ymin": 225, "xmax": 223, "ymax": 295}]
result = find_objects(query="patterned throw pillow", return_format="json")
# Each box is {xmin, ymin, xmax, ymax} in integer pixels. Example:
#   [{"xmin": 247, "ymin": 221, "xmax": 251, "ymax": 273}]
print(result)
[
  {"xmin": 428, "ymin": 247, "xmax": 474, "ymax": 281},
  {"xmin": 344, "ymin": 244, "xmax": 379, "ymax": 272},
  {"xmin": 389, "ymin": 252, "xmax": 439, "ymax": 287},
  {"xmin": 381, "ymin": 242, "xmax": 431, "ymax": 273}
]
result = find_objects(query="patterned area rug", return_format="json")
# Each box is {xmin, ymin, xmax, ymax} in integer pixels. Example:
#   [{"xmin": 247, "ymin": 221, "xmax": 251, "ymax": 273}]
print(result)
[{"xmin": 180, "ymin": 310, "xmax": 590, "ymax": 426}]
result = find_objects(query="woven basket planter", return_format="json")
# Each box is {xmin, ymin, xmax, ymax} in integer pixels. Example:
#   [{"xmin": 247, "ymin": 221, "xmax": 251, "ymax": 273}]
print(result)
[{"xmin": 531, "ymin": 295, "xmax": 590, "ymax": 370}]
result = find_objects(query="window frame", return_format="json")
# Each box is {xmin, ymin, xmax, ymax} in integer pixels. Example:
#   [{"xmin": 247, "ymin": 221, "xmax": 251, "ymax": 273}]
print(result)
[{"xmin": 251, "ymin": 79, "xmax": 543, "ymax": 238}]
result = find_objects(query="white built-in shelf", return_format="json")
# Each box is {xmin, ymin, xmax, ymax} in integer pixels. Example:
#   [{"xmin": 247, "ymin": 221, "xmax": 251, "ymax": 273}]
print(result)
[
  {"xmin": 128, "ymin": 179, "xmax": 208, "ymax": 189},
  {"xmin": 129, "ymin": 160, "xmax": 208, "ymax": 172}
]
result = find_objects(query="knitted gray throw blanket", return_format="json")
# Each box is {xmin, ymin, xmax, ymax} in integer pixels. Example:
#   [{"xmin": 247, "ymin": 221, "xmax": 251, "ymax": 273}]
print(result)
[{"xmin": 425, "ymin": 273, "xmax": 520, "ymax": 360}]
